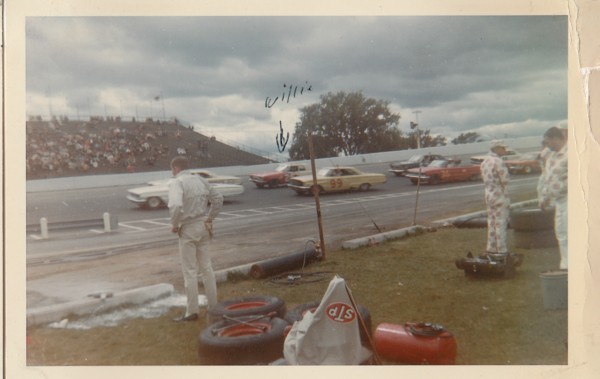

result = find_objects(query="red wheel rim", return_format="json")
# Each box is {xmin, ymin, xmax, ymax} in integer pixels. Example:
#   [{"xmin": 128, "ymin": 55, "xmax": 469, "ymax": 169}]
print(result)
[
  {"xmin": 218, "ymin": 322, "xmax": 271, "ymax": 337},
  {"xmin": 225, "ymin": 301, "xmax": 269, "ymax": 311}
]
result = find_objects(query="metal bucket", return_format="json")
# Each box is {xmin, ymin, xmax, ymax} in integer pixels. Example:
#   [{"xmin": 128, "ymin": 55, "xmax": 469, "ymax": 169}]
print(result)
[{"xmin": 539, "ymin": 270, "xmax": 568, "ymax": 310}]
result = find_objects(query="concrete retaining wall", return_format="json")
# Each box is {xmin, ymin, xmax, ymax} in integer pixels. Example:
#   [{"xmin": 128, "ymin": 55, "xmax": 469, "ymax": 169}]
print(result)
[{"xmin": 26, "ymin": 136, "xmax": 540, "ymax": 192}]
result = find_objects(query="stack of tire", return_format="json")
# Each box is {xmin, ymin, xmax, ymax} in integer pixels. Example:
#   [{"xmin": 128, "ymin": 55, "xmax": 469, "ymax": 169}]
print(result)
[
  {"xmin": 198, "ymin": 296, "xmax": 373, "ymax": 365},
  {"xmin": 510, "ymin": 207, "xmax": 557, "ymax": 249},
  {"xmin": 198, "ymin": 295, "xmax": 288, "ymax": 365}
]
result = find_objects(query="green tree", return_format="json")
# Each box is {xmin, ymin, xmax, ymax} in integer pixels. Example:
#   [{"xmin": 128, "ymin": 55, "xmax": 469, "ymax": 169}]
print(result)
[
  {"xmin": 288, "ymin": 91, "xmax": 401, "ymax": 160},
  {"xmin": 451, "ymin": 132, "xmax": 482, "ymax": 145}
]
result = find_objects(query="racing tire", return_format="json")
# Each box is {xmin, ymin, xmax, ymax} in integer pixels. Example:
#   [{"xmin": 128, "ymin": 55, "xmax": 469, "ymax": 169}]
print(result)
[
  {"xmin": 255, "ymin": 183, "xmax": 265, "ymax": 189},
  {"xmin": 429, "ymin": 176, "xmax": 440, "ymax": 185},
  {"xmin": 284, "ymin": 302, "xmax": 372, "ymax": 345},
  {"xmin": 198, "ymin": 316, "xmax": 289, "ymax": 365},
  {"xmin": 208, "ymin": 295, "xmax": 287, "ymax": 324},
  {"xmin": 470, "ymin": 173, "xmax": 482, "ymax": 181},
  {"xmin": 145, "ymin": 197, "xmax": 163, "ymax": 209},
  {"xmin": 268, "ymin": 179, "xmax": 279, "ymax": 188},
  {"xmin": 359, "ymin": 183, "xmax": 371, "ymax": 192},
  {"xmin": 509, "ymin": 208, "xmax": 554, "ymax": 231},
  {"xmin": 410, "ymin": 178, "xmax": 418, "ymax": 185}
]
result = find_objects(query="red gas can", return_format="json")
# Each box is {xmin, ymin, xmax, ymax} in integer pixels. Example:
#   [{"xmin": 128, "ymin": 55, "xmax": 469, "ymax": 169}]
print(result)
[{"xmin": 373, "ymin": 322, "xmax": 457, "ymax": 365}]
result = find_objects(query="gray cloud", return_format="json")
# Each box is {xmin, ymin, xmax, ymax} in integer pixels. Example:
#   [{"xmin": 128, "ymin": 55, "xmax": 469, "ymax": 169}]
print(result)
[{"xmin": 26, "ymin": 16, "xmax": 567, "ymax": 154}]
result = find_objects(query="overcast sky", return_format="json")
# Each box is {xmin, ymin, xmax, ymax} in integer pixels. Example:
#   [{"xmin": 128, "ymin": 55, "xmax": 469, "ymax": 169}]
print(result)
[{"xmin": 26, "ymin": 16, "xmax": 567, "ymax": 156}]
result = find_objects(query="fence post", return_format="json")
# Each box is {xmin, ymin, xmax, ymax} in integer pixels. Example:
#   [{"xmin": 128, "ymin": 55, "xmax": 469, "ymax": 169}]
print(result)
[
  {"xmin": 103, "ymin": 212, "xmax": 111, "ymax": 232},
  {"xmin": 40, "ymin": 217, "xmax": 49, "ymax": 239}
]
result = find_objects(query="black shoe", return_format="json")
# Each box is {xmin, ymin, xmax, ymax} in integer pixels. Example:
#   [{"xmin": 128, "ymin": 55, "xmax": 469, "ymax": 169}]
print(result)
[{"xmin": 173, "ymin": 313, "xmax": 198, "ymax": 322}]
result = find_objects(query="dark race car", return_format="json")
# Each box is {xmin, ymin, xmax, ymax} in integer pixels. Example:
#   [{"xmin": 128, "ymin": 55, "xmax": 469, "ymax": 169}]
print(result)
[{"xmin": 388, "ymin": 154, "xmax": 447, "ymax": 176}]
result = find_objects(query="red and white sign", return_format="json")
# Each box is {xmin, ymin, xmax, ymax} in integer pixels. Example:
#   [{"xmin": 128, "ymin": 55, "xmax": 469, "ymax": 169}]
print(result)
[{"xmin": 326, "ymin": 302, "xmax": 356, "ymax": 323}]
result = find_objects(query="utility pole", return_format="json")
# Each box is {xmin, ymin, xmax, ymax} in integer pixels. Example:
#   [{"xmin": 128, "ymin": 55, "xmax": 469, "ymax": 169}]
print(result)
[
  {"xmin": 411, "ymin": 110, "xmax": 422, "ymax": 226},
  {"xmin": 308, "ymin": 131, "xmax": 326, "ymax": 259}
]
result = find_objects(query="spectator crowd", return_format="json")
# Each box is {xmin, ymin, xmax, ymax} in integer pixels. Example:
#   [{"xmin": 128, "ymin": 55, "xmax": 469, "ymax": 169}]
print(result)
[{"xmin": 26, "ymin": 118, "xmax": 173, "ymax": 179}]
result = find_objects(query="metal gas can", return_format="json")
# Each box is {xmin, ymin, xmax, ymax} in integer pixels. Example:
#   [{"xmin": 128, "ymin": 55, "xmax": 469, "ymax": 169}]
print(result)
[{"xmin": 373, "ymin": 322, "xmax": 457, "ymax": 364}]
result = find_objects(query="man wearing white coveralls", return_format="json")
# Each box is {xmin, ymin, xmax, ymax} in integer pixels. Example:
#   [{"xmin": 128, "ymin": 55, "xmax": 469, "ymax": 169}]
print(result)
[
  {"xmin": 539, "ymin": 127, "xmax": 568, "ymax": 270},
  {"xmin": 480, "ymin": 139, "xmax": 511, "ymax": 254},
  {"xmin": 168, "ymin": 156, "xmax": 223, "ymax": 322}
]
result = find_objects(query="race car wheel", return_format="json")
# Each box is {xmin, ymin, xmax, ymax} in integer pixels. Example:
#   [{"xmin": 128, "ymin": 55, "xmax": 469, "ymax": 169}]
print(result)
[
  {"xmin": 268, "ymin": 179, "xmax": 279, "ymax": 188},
  {"xmin": 284, "ymin": 301, "xmax": 372, "ymax": 345},
  {"xmin": 145, "ymin": 197, "xmax": 163, "ymax": 209},
  {"xmin": 311, "ymin": 185, "xmax": 323, "ymax": 196},
  {"xmin": 208, "ymin": 295, "xmax": 287, "ymax": 324},
  {"xmin": 470, "ymin": 173, "xmax": 482, "ymax": 181},
  {"xmin": 359, "ymin": 183, "xmax": 371, "ymax": 192},
  {"xmin": 509, "ymin": 208, "xmax": 554, "ymax": 231},
  {"xmin": 523, "ymin": 165, "xmax": 533, "ymax": 174},
  {"xmin": 198, "ymin": 316, "xmax": 289, "ymax": 365},
  {"xmin": 429, "ymin": 176, "xmax": 440, "ymax": 185},
  {"xmin": 410, "ymin": 178, "xmax": 418, "ymax": 185}
]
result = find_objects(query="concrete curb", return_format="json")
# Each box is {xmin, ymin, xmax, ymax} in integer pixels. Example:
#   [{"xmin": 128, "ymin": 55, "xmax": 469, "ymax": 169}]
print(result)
[{"xmin": 27, "ymin": 283, "xmax": 175, "ymax": 327}]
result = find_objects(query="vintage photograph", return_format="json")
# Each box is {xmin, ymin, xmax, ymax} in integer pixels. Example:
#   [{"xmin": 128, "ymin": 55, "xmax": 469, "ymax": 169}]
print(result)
[
  {"xmin": 23, "ymin": 15, "xmax": 569, "ymax": 366},
  {"xmin": 9, "ymin": 1, "xmax": 597, "ymax": 376}
]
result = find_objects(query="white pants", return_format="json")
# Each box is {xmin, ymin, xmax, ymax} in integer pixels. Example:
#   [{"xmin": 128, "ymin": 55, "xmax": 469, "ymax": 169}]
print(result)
[
  {"xmin": 178, "ymin": 221, "xmax": 217, "ymax": 316},
  {"xmin": 486, "ymin": 197, "xmax": 510, "ymax": 254},
  {"xmin": 554, "ymin": 197, "xmax": 568, "ymax": 269}
]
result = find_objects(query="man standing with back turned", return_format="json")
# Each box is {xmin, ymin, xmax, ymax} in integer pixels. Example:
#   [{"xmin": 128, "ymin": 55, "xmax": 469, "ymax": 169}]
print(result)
[
  {"xmin": 481, "ymin": 140, "xmax": 511, "ymax": 255},
  {"xmin": 168, "ymin": 156, "xmax": 223, "ymax": 322}
]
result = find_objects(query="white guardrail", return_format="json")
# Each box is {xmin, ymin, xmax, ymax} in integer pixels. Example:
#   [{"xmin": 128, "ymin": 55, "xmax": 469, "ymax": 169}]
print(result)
[{"xmin": 26, "ymin": 136, "xmax": 541, "ymax": 193}]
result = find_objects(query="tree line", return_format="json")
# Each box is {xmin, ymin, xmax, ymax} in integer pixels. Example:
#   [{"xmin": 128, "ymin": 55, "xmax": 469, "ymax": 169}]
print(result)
[{"xmin": 287, "ymin": 91, "xmax": 481, "ymax": 160}]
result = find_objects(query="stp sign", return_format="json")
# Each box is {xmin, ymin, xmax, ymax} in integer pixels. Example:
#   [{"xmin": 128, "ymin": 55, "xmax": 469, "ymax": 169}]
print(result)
[{"xmin": 326, "ymin": 302, "xmax": 356, "ymax": 323}]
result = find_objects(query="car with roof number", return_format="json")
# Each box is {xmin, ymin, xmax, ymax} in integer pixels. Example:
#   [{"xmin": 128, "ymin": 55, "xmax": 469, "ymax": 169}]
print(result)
[{"xmin": 287, "ymin": 166, "xmax": 387, "ymax": 195}]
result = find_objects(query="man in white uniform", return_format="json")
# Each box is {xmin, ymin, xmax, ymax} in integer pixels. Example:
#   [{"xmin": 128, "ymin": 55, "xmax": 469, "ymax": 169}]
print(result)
[
  {"xmin": 481, "ymin": 140, "xmax": 511, "ymax": 254},
  {"xmin": 168, "ymin": 156, "xmax": 223, "ymax": 322},
  {"xmin": 539, "ymin": 127, "xmax": 568, "ymax": 270}
]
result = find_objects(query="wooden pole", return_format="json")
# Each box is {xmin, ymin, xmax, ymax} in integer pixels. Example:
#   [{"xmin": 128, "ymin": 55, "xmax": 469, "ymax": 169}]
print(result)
[{"xmin": 307, "ymin": 131, "xmax": 326, "ymax": 259}]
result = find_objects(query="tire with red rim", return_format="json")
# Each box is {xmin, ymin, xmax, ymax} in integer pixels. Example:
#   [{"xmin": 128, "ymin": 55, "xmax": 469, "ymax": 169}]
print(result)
[
  {"xmin": 208, "ymin": 295, "xmax": 286, "ymax": 324},
  {"xmin": 284, "ymin": 301, "xmax": 372, "ymax": 345},
  {"xmin": 198, "ymin": 316, "xmax": 289, "ymax": 365}
]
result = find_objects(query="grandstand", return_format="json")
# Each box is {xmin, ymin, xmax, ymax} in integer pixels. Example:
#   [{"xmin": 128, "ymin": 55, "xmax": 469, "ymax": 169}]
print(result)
[{"xmin": 26, "ymin": 116, "xmax": 275, "ymax": 180}]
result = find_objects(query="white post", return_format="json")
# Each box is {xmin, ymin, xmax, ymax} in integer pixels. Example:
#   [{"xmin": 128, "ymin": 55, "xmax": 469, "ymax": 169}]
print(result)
[
  {"xmin": 40, "ymin": 217, "xmax": 49, "ymax": 239},
  {"xmin": 103, "ymin": 212, "xmax": 111, "ymax": 232}
]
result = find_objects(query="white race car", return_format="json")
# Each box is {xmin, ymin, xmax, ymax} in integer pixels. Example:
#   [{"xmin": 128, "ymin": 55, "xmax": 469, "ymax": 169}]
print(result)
[{"xmin": 127, "ymin": 173, "xmax": 244, "ymax": 209}]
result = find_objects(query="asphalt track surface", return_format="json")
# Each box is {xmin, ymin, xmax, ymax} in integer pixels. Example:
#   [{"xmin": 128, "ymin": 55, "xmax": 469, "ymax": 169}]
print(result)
[{"xmin": 25, "ymin": 161, "xmax": 539, "ymax": 308}]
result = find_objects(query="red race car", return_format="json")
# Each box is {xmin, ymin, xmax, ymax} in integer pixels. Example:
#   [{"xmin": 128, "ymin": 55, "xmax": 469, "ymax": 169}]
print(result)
[
  {"xmin": 505, "ymin": 152, "xmax": 542, "ymax": 174},
  {"xmin": 405, "ymin": 159, "xmax": 481, "ymax": 185},
  {"xmin": 249, "ymin": 163, "xmax": 310, "ymax": 188}
]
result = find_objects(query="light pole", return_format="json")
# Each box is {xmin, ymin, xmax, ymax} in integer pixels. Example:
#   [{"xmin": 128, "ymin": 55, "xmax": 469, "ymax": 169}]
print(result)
[{"xmin": 412, "ymin": 110, "xmax": 422, "ymax": 149}]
